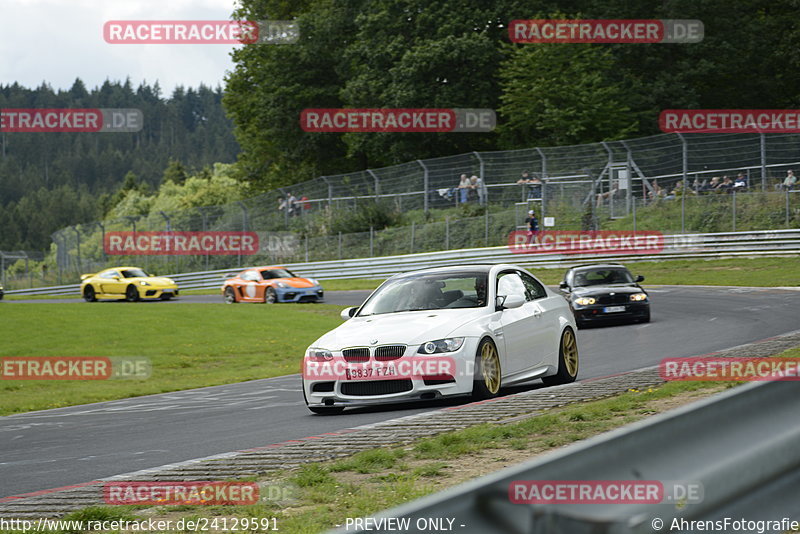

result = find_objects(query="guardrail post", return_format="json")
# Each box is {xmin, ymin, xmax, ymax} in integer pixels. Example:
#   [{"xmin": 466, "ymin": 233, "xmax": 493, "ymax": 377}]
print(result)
[{"xmin": 417, "ymin": 160, "xmax": 429, "ymax": 213}]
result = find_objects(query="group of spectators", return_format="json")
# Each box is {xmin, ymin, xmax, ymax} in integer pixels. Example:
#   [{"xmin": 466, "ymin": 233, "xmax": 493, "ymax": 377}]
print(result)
[
  {"xmin": 446, "ymin": 173, "xmax": 487, "ymax": 204},
  {"xmin": 277, "ymin": 193, "xmax": 311, "ymax": 216},
  {"xmin": 647, "ymin": 172, "xmax": 753, "ymax": 202}
]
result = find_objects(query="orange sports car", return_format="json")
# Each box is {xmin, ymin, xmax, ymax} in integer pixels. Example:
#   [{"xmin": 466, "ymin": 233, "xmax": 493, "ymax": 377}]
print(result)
[{"xmin": 222, "ymin": 266, "xmax": 324, "ymax": 304}]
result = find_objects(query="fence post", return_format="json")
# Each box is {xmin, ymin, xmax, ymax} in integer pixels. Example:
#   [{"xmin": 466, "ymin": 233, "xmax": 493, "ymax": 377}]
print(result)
[
  {"xmin": 633, "ymin": 197, "xmax": 637, "ymax": 232},
  {"xmin": 321, "ymin": 176, "xmax": 332, "ymax": 208},
  {"xmin": 760, "ymin": 133, "xmax": 767, "ymax": 191},
  {"xmin": 369, "ymin": 226, "xmax": 374, "ymax": 257},
  {"xmin": 367, "ymin": 169, "xmax": 379, "ymax": 200},
  {"xmin": 732, "ymin": 190, "xmax": 737, "ymax": 232},
  {"xmin": 410, "ymin": 222, "xmax": 415, "ymax": 254},
  {"xmin": 417, "ymin": 160, "xmax": 429, "ymax": 213},
  {"xmin": 338, "ymin": 232, "xmax": 342, "ymax": 259},
  {"xmin": 485, "ymin": 209, "xmax": 489, "ymax": 246},
  {"xmin": 445, "ymin": 217, "xmax": 450, "ymax": 250},
  {"xmin": 72, "ymin": 226, "xmax": 82, "ymax": 276},
  {"xmin": 237, "ymin": 201, "xmax": 248, "ymax": 268},
  {"xmin": 677, "ymin": 133, "xmax": 688, "ymax": 233},
  {"xmin": 1, "ymin": 252, "xmax": 5, "ymax": 289},
  {"xmin": 305, "ymin": 235, "xmax": 309, "ymax": 262},
  {"xmin": 787, "ymin": 190, "xmax": 791, "ymax": 226}
]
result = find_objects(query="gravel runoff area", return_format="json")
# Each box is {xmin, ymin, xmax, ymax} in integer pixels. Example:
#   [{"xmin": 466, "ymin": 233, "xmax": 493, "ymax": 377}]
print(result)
[{"xmin": 2, "ymin": 329, "xmax": 799, "ymax": 519}]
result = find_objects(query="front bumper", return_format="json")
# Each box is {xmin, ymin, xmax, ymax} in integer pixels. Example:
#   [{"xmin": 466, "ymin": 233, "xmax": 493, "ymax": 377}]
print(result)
[
  {"xmin": 572, "ymin": 301, "xmax": 649, "ymax": 324},
  {"xmin": 303, "ymin": 338, "xmax": 479, "ymax": 408},
  {"xmin": 276, "ymin": 286, "xmax": 324, "ymax": 303},
  {"xmin": 139, "ymin": 286, "xmax": 179, "ymax": 299}
]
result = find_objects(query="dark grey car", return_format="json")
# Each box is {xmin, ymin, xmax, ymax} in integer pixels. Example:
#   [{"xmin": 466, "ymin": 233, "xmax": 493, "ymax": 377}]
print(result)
[{"xmin": 559, "ymin": 264, "xmax": 650, "ymax": 328}]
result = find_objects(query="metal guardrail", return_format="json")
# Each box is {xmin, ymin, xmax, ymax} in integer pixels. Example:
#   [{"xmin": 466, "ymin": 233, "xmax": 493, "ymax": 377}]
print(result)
[
  {"xmin": 6, "ymin": 229, "xmax": 800, "ymax": 296},
  {"xmin": 331, "ymin": 379, "xmax": 800, "ymax": 534}
]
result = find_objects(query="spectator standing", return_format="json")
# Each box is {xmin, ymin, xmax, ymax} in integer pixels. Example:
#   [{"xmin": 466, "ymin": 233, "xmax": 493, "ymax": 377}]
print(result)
[
  {"xmin": 457, "ymin": 173, "xmax": 471, "ymax": 204},
  {"xmin": 470, "ymin": 175, "xmax": 487, "ymax": 205},
  {"xmin": 525, "ymin": 209, "xmax": 539, "ymax": 234},
  {"xmin": 286, "ymin": 193, "xmax": 298, "ymax": 216}
]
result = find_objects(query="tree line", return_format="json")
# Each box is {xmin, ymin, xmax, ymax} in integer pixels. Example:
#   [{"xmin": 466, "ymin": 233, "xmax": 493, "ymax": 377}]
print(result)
[{"xmin": 0, "ymin": 79, "xmax": 239, "ymax": 250}]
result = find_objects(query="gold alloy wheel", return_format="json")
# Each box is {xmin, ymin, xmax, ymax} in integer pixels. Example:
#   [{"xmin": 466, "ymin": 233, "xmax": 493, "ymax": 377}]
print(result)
[
  {"xmin": 562, "ymin": 328, "xmax": 579, "ymax": 377},
  {"xmin": 480, "ymin": 341, "xmax": 501, "ymax": 395}
]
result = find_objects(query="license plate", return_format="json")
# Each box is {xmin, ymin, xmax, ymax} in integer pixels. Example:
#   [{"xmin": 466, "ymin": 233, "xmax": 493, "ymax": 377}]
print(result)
[
  {"xmin": 345, "ymin": 365, "xmax": 397, "ymax": 380},
  {"xmin": 604, "ymin": 306, "xmax": 626, "ymax": 313}
]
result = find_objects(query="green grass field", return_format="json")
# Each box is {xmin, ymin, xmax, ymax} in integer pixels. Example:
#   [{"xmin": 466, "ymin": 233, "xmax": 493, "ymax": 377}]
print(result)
[{"xmin": 0, "ymin": 304, "xmax": 341, "ymax": 415}]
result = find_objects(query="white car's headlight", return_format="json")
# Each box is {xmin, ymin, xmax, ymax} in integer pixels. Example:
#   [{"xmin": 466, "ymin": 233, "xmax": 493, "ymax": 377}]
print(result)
[
  {"xmin": 307, "ymin": 348, "xmax": 333, "ymax": 361},
  {"xmin": 574, "ymin": 297, "xmax": 596, "ymax": 306},
  {"xmin": 139, "ymin": 281, "xmax": 151, "ymax": 286},
  {"xmin": 630, "ymin": 293, "xmax": 648, "ymax": 301},
  {"xmin": 418, "ymin": 338, "xmax": 465, "ymax": 354}
]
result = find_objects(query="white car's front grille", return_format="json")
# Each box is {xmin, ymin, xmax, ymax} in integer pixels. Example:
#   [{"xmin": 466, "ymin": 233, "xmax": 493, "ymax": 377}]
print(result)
[{"xmin": 374, "ymin": 345, "xmax": 406, "ymax": 360}]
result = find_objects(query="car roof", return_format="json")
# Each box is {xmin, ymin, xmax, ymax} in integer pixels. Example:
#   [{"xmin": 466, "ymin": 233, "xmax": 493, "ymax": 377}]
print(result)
[
  {"xmin": 568, "ymin": 263, "xmax": 628, "ymax": 272},
  {"xmin": 241, "ymin": 266, "xmax": 288, "ymax": 272},
  {"xmin": 390, "ymin": 263, "xmax": 521, "ymax": 278},
  {"xmin": 101, "ymin": 266, "xmax": 142, "ymax": 272}
]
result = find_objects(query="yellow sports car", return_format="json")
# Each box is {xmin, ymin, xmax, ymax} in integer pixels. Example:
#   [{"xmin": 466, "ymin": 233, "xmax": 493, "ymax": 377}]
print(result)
[{"xmin": 80, "ymin": 267, "xmax": 178, "ymax": 302}]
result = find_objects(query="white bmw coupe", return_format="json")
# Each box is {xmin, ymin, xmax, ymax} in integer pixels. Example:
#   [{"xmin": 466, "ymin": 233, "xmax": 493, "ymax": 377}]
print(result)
[{"xmin": 302, "ymin": 264, "xmax": 579, "ymax": 414}]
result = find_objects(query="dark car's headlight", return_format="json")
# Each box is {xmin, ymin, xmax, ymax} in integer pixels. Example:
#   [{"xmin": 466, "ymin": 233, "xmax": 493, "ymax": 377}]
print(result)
[
  {"xmin": 418, "ymin": 338, "xmax": 465, "ymax": 354},
  {"xmin": 630, "ymin": 293, "xmax": 648, "ymax": 301},
  {"xmin": 574, "ymin": 297, "xmax": 596, "ymax": 306}
]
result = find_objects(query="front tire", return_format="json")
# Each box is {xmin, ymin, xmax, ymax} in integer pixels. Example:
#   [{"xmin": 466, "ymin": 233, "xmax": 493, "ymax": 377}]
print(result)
[
  {"xmin": 264, "ymin": 287, "xmax": 277, "ymax": 304},
  {"xmin": 472, "ymin": 338, "xmax": 502, "ymax": 399},
  {"xmin": 125, "ymin": 285, "xmax": 140, "ymax": 302},
  {"xmin": 83, "ymin": 286, "xmax": 97, "ymax": 302},
  {"xmin": 542, "ymin": 327, "xmax": 579, "ymax": 386}
]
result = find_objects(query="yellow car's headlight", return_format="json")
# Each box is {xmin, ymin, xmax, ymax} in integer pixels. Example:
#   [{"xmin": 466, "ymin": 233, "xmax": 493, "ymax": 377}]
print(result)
[
  {"xmin": 574, "ymin": 297, "xmax": 596, "ymax": 306},
  {"xmin": 139, "ymin": 281, "xmax": 151, "ymax": 286},
  {"xmin": 630, "ymin": 293, "xmax": 648, "ymax": 301}
]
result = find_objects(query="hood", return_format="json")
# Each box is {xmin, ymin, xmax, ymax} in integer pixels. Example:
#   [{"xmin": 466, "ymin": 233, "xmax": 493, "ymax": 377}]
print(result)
[
  {"xmin": 279, "ymin": 277, "xmax": 315, "ymax": 288},
  {"xmin": 133, "ymin": 276, "xmax": 175, "ymax": 285},
  {"xmin": 571, "ymin": 284, "xmax": 644, "ymax": 297},
  {"xmin": 312, "ymin": 308, "xmax": 485, "ymax": 350}
]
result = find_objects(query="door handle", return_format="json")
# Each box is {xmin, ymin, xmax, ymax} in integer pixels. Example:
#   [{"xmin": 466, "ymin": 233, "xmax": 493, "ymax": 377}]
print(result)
[{"xmin": 532, "ymin": 308, "xmax": 542, "ymax": 318}]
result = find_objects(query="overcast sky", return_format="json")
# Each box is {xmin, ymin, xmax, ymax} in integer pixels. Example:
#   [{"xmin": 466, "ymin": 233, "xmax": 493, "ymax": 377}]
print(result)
[{"xmin": 0, "ymin": 0, "xmax": 241, "ymax": 95}]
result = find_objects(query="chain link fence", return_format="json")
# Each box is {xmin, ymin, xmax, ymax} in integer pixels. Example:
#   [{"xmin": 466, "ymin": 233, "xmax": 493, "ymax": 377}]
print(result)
[{"xmin": 18, "ymin": 131, "xmax": 800, "ymax": 289}]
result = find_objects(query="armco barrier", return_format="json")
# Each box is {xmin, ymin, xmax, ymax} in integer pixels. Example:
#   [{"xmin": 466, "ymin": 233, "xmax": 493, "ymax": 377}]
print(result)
[
  {"xmin": 6, "ymin": 229, "xmax": 800, "ymax": 296},
  {"xmin": 331, "ymin": 380, "xmax": 800, "ymax": 534}
]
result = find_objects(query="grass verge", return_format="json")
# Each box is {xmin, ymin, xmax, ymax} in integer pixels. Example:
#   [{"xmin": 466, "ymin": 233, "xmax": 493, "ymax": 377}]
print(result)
[{"xmin": 0, "ymin": 304, "xmax": 341, "ymax": 415}]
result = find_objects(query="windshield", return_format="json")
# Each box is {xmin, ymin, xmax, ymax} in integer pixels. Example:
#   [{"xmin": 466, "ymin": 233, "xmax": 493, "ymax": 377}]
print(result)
[
  {"xmin": 120, "ymin": 268, "xmax": 148, "ymax": 278},
  {"xmin": 358, "ymin": 272, "xmax": 488, "ymax": 316},
  {"xmin": 260, "ymin": 269, "xmax": 296, "ymax": 279},
  {"xmin": 572, "ymin": 268, "xmax": 634, "ymax": 287}
]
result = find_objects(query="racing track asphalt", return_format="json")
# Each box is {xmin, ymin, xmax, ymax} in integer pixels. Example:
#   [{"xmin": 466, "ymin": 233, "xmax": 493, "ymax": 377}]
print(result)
[{"xmin": 2, "ymin": 286, "xmax": 800, "ymax": 498}]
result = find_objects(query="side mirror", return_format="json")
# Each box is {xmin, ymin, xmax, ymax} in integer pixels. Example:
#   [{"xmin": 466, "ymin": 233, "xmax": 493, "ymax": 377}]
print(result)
[
  {"xmin": 340, "ymin": 306, "xmax": 358, "ymax": 320},
  {"xmin": 496, "ymin": 294, "xmax": 525, "ymax": 310},
  {"xmin": 559, "ymin": 281, "xmax": 569, "ymax": 290},
  {"xmin": 113, "ymin": 276, "xmax": 121, "ymax": 281},
  {"xmin": 635, "ymin": 275, "xmax": 645, "ymax": 282}
]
